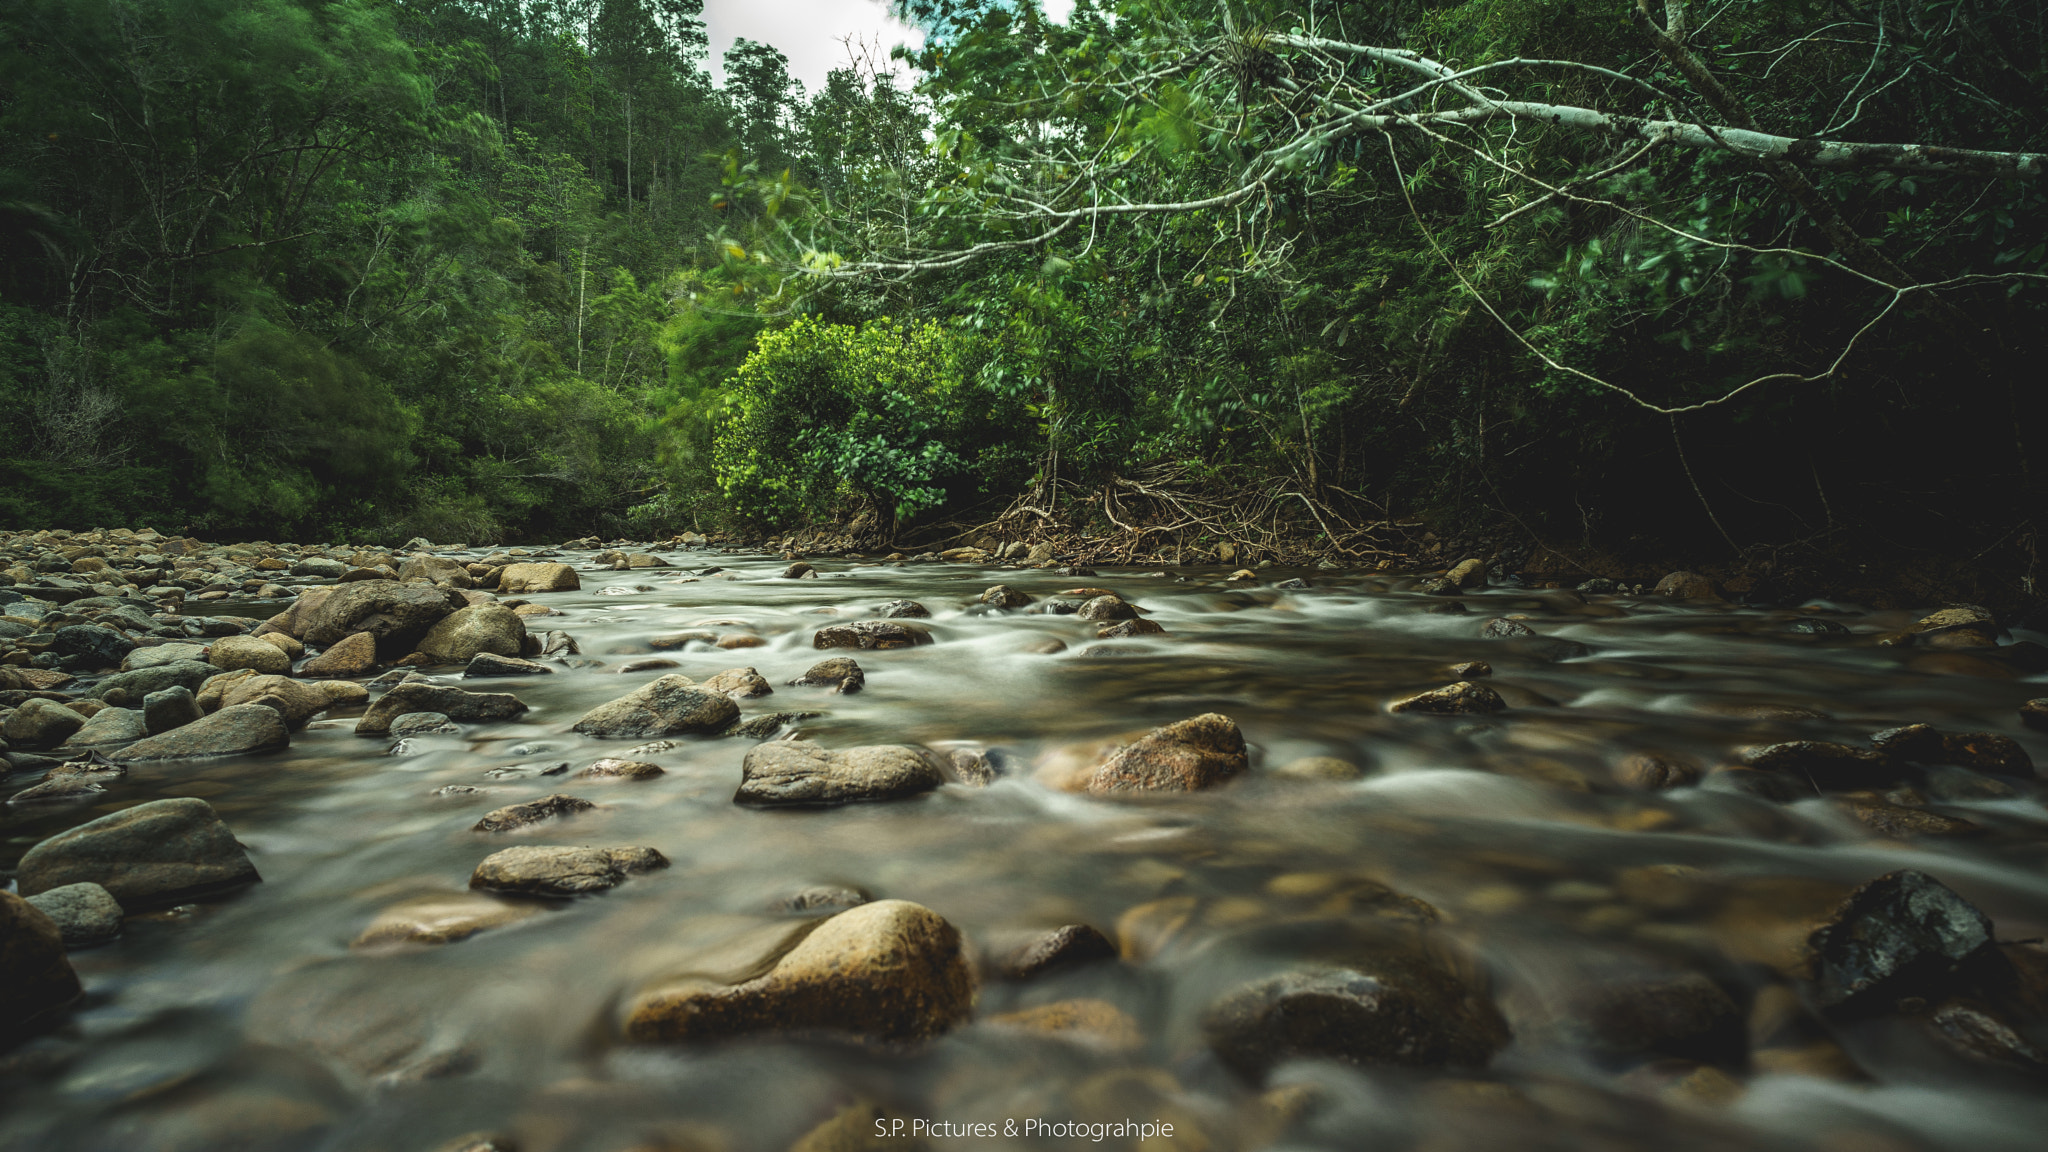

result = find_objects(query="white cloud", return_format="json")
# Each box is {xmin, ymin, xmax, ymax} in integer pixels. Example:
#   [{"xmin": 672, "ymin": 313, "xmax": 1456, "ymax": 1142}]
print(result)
[{"xmin": 701, "ymin": 0, "xmax": 925, "ymax": 91}]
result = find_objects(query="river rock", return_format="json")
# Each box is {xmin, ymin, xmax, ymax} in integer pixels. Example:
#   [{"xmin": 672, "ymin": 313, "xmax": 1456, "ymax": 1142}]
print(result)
[
  {"xmin": 297, "ymin": 579, "xmax": 462, "ymax": 655},
  {"xmin": 700, "ymin": 666, "xmax": 772, "ymax": 699},
  {"xmin": 879, "ymin": 600, "xmax": 929, "ymax": 618},
  {"xmin": 1806, "ymin": 869, "xmax": 1993, "ymax": 1010},
  {"xmin": 1096, "ymin": 618, "xmax": 1165, "ymax": 638},
  {"xmin": 51, "ymin": 624, "xmax": 134, "ymax": 671},
  {"xmin": 463, "ymin": 652, "xmax": 551, "ymax": 678},
  {"xmin": 1566, "ymin": 972, "xmax": 1742, "ymax": 1062},
  {"xmin": 497, "ymin": 563, "xmax": 579, "ymax": 594},
  {"xmin": 1613, "ymin": 753, "xmax": 1701, "ymax": 791},
  {"xmin": 1388, "ymin": 682, "xmax": 1505, "ymax": 715},
  {"xmin": 813, "ymin": 621, "xmax": 933, "ymax": 650},
  {"xmin": 1655, "ymin": 572, "xmax": 1719, "ymax": 600},
  {"xmin": 1481, "ymin": 618, "xmax": 1535, "ymax": 639},
  {"xmin": 1075, "ymin": 595, "xmax": 1136, "ymax": 622},
  {"xmin": 782, "ymin": 561, "xmax": 815, "ymax": 579},
  {"xmin": 1907, "ymin": 606, "xmax": 2000, "ymax": 647},
  {"xmin": 571, "ymin": 675, "xmax": 737, "ymax": 738},
  {"xmin": 121, "ymin": 642, "xmax": 208, "ymax": 671},
  {"xmin": 64, "ymin": 706, "xmax": 146, "ymax": 747},
  {"xmin": 1839, "ymin": 799, "xmax": 1983, "ymax": 838},
  {"xmin": 1739, "ymin": 741, "xmax": 1891, "ymax": 788},
  {"xmin": 5, "ymin": 699, "xmax": 87, "ymax": 748},
  {"xmin": 301, "ymin": 632, "xmax": 377, "ymax": 677},
  {"xmin": 622, "ymin": 899, "xmax": 973, "ymax": 1044},
  {"xmin": 981, "ymin": 585, "xmax": 1031, "ymax": 609},
  {"xmin": 468, "ymin": 845, "xmax": 667, "ymax": 897},
  {"xmin": 1203, "ymin": 951, "xmax": 1509, "ymax": 1077},
  {"xmin": 2021, "ymin": 699, "xmax": 2048, "ymax": 731},
  {"xmin": 112, "ymin": 704, "xmax": 290, "ymax": 761},
  {"xmin": 418, "ymin": 605, "xmax": 527, "ymax": 664},
  {"xmin": 397, "ymin": 553, "xmax": 470, "ymax": 587},
  {"xmin": 1273, "ymin": 756, "xmax": 1366, "ymax": 781},
  {"xmin": 142, "ymin": 685, "xmax": 204, "ymax": 735},
  {"xmin": 15, "ymin": 797, "xmax": 260, "ymax": 906},
  {"xmin": 1870, "ymin": 724, "xmax": 2036, "ymax": 778},
  {"xmin": 220, "ymin": 674, "xmax": 332, "ymax": 728},
  {"xmin": 0, "ymin": 891, "xmax": 83, "ymax": 1035},
  {"xmin": 1445, "ymin": 558, "xmax": 1486, "ymax": 589},
  {"xmin": 291, "ymin": 557, "xmax": 347, "ymax": 579},
  {"xmin": 576, "ymin": 758, "xmax": 664, "ymax": 781},
  {"xmin": 23, "ymin": 882, "xmax": 123, "ymax": 948},
  {"xmin": 356, "ymin": 682, "xmax": 528, "ymax": 736},
  {"xmin": 390, "ymin": 712, "xmax": 456, "ymax": 736},
  {"xmin": 1083, "ymin": 713, "xmax": 1246, "ymax": 794},
  {"xmin": 87, "ymin": 660, "xmax": 219, "ymax": 702},
  {"xmin": 790, "ymin": 657, "xmax": 864, "ymax": 693},
  {"xmin": 206, "ymin": 633, "xmax": 293, "ymax": 676},
  {"xmin": 471, "ymin": 793, "xmax": 594, "ymax": 832},
  {"xmin": 994, "ymin": 924, "xmax": 1118, "ymax": 980},
  {"xmin": 734, "ymin": 743, "xmax": 945, "ymax": 806},
  {"xmin": 352, "ymin": 892, "xmax": 543, "ymax": 948}
]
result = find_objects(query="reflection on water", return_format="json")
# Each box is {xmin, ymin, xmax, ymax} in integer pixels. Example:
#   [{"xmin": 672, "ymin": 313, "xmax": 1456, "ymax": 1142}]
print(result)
[{"xmin": 5, "ymin": 552, "xmax": 2048, "ymax": 1151}]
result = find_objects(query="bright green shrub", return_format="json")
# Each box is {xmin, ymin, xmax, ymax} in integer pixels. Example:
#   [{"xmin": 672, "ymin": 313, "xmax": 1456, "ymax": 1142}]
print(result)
[{"xmin": 713, "ymin": 316, "xmax": 1022, "ymax": 524}]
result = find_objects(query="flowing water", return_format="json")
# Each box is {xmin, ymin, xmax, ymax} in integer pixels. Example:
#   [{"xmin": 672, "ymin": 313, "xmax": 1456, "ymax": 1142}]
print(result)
[{"xmin": 5, "ymin": 550, "xmax": 2048, "ymax": 1152}]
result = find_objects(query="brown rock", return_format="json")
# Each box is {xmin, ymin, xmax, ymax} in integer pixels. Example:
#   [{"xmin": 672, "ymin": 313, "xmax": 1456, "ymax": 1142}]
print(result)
[
  {"xmin": 577, "ymin": 758, "xmax": 664, "ymax": 781},
  {"xmin": 1084, "ymin": 713, "xmax": 1247, "ymax": 794},
  {"xmin": 417, "ymin": 604, "xmax": 527, "ymax": 664},
  {"xmin": 302, "ymin": 631, "xmax": 377, "ymax": 677},
  {"xmin": 1481, "ymin": 618, "xmax": 1535, "ymax": 639},
  {"xmin": 356, "ymin": 682, "xmax": 528, "ymax": 737},
  {"xmin": 986, "ymin": 999, "xmax": 1142, "ymax": 1052},
  {"xmin": 994, "ymin": 924, "xmax": 1118, "ymax": 980},
  {"xmin": 621, "ymin": 900, "xmax": 973, "ymax": 1044},
  {"xmin": 220, "ymin": 675, "xmax": 331, "ymax": 728},
  {"xmin": 1, "ymin": 891, "xmax": 83, "ymax": 1037},
  {"xmin": 297, "ymin": 579, "xmax": 463, "ymax": 655},
  {"xmin": 1445, "ymin": 558, "xmax": 1487, "ymax": 589},
  {"xmin": 790, "ymin": 657, "xmax": 864, "ymax": 693},
  {"xmin": 1838, "ymin": 800, "xmax": 1983, "ymax": 838},
  {"xmin": 1613, "ymin": 753, "xmax": 1701, "ymax": 791},
  {"xmin": 1075, "ymin": 596, "xmax": 1136, "ymax": 623},
  {"xmin": 812, "ymin": 621, "xmax": 933, "ymax": 650},
  {"xmin": 571, "ymin": 674, "xmax": 736, "ymax": 738},
  {"xmin": 1095, "ymin": 618, "xmax": 1165, "ymax": 639},
  {"xmin": 1654, "ymin": 571, "xmax": 1719, "ymax": 600},
  {"xmin": 734, "ymin": 743, "xmax": 946, "ymax": 806},
  {"xmin": 1567, "ymin": 972, "xmax": 1742, "ymax": 1062},
  {"xmin": 471, "ymin": 794, "xmax": 595, "ymax": 832},
  {"xmin": 1388, "ymin": 682, "xmax": 1505, "ymax": 715},
  {"xmin": 699, "ymin": 666, "xmax": 773, "ymax": 700},
  {"xmin": 469, "ymin": 845, "xmax": 667, "ymax": 897},
  {"xmin": 352, "ymin": 893, "xmax": 542, "ymax": 948},
  {"xmin": 1273, "ymin": 756, "xmax": 1365, "ymax": 781},
  {"xmin": 1739, "ymin": 741, "xmax": 1892, "ymax": 788},
  {"xmin": 2021, "ymin": 699, "xmax": 2048, "ymax": 731},
  {"xmin": 981, "ymin": 585, "xmax": 1031, "ymax": 609},
  {"xmin": 1448, "ymin": 660, "xmax": 1492, "ymax": 678},
  {"xmin": 496, "ymin": 562, "xmax": 580, "ymax": 594}
]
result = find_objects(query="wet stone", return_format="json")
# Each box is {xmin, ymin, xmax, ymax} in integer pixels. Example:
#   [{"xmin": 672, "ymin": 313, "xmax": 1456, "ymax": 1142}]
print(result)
[
  {"xmin": 1084, "ymin": 713, "xmax": 1247, "ymax": 794},
  {"xmin": 699, "ymin": 666, "xmax": 772, "ymax": 699},
  {"xmin": 812, "ymin": 620, "xmax": 933, "ymax": 650},
  {"xmin": 779, "ymin": 885, "xmax": 871, "ymax": 913},
  {"xmin": 389, "ymin": 712, "xmax": 457, "ymax": 737},
  {"xmin": 1839, "ymin": 800, "xmax": 1983, "ymax": 838},
  {"xmin": 1449, "ymin": 660, "xmax": 1492, "ymax": 678},
  {"xmin": 1613, "ymin": 753, "xmax": 1701, "ymax": 791},
  {"xmin": 1074, "ymin": 596, "xmax": 1136, "ymax": 623},
  {"xmin": 878, "ymin": 599, "xmax": 929, "ymax": 618},
  {"xmin": 2022, "ymin": 698, "xmax": 2048, "ymax": 731},
  {"xmin": 471, "ymin": 793, "xmax": 594, "ymax": 832},
  {"xmin": 0, "ymin": 891, "xmax": 82, "ymax": 1035},
  {"xmin": 725, "ymin": 711, "xmax": 822, "ymax": 739},
  {"xmin": 575, "ymin": 758, "xmax": 664, "ymax": 781},
  {"xmin": 995, "ymin": 924, "xmax": 1118, "ymax": 980},
  {"xmin": 1273, "ymin": 756, "xmax": 1365, "ymax": 781},
  {"xmin": 790, "ymin": 657, "xmax": 864, "ymax": 694},
  {"xmin": 15, "ymin": 797, "xmax": 260, "ymax": 908},
  {"xmin": 1203, "ymin": 954, "xmax": 1509, "ymax": 1079},
  {"xmin": 981, "ymin": 585, "xmax": 1031, "ymax": 609},
  {"xmin": 356, "ymin": 682, "xmax": 527, "ymax": 737},
  {"xmin": 468, "ymin": 845, "xmax": 668, "ymax": 898},
  {"xmin": 113, "ymin": 704, "xmax": 290, "ymax": 761},
  {"xmin": 1567, "ymin": 972, "xmax": 1743, "ymax": 1063},
  {"xmin": 23, "ymin": 881, "xmax": 124, "ymax": 948},
  {"xmin": 1389, "ymin": 681, "xmax": 1505, "ymax": 715},
  {"xmin": 463, "ymin": 652, "xmax": 551, "ymax": 678},
  {"xmin": 1807, "ymin": 869, "xmax": 1994, "ymax": 1011},
  {"xmin": 570, "ymin": 674, "xmax": 736, "ymax": 738},
  {"xmin": 1096, "ymin": 618, "xmax": 1165, "ymax": 639},
  {"xmin": 1739, "ymin": 741, "xmax": 1891, "ymax": 788},
  {"xmin": 734, "ymin": 743, "xmax": 945, "ymax": 807},
  {"xmin": 1482, "ymin": 618, "xmax": 1535, "ymax": 639}
]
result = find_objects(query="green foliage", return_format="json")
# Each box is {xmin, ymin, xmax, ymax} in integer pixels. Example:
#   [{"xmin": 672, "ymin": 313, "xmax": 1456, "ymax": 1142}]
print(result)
[{"xmin": 713, "ymin": 317, "xmax": 1024, "ymax": 523}]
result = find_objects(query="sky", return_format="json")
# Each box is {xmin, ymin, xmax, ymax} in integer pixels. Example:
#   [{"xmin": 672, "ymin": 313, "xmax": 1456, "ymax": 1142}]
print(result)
[{"xmin": 701, "ymin": 0, "xmax": 1074, "ymax": 91}]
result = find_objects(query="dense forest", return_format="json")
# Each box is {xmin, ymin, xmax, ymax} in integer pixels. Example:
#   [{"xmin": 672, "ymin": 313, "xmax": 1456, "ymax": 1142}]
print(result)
[{"xmin": 3, "ymin": 1, "xmax": 2045, "ymax": 587}]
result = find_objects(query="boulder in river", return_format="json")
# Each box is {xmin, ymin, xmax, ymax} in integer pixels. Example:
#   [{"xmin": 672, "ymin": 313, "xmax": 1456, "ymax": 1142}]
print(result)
[
  {"xmin": 1806, "ymin": 869, "xmax": 1993, "ymax": 1011},
  {"xmin": 812, "ymin": 620, "xmax": 933, "ymax": 650},
  {"xmin": 471, "ymin": 794, "xmax": 594, "ymax": 832},
  {"xmin": 468, "ymin": 845, "xmax": 667, "ymax": 897},
  {"xmin": 1481, "ymin": 618, "xmax": 1536, "ymax": 639},
  {"xmin": 3, "ymin": 698, "xmax": 86, "ymax": 748},
  {"xmin": 993, "ymin": 924, "xmax": 1118, "ymax": 980},
  {"xmin": 208, "ymin": 634, "xmax": 291, "ymax": 676},
  {"xmin": 112, "ymin": 704, "xmax": 289, "ymax": 761},
  {"xmin": 1565, "ymin": 971, "xmax": 1743, "ymax": 1063},
  {"xmin": 1654, "ymin": 571, "xmax": 1720, "ymax": 600},
  {"xmin": 782, "ymin": 561, "xmax": 815, "ymax": 579},
  {"xmin": 1075, "ymin": 595, "xmax": 1136, "ymax": 623},
  {"xmin": 301, "ymin": 632, "xmax": 377, "ymax": 677},
  {"xmin": 1612, "ymin": 753, "xmax": 1701, "ymax": 791},
  {"xmin": 23, "ymin": 882, "xmax": 123, "ymax": 948},
  {"xmin": 417, "ymin": 604, "xmax": 527, "ymax": 665},
  {"xmin": 219, "ymin": 674, "xmax": 333, "ymax": 728},
  {"xmin": 1388, "ymin": 682, "xmax": 1506, "ymax": 715},
  {"xmin": 352, "ymin": 892, "xmax": 543, "ymax": 948},
  {"xmin": 51, "ymin": 624, "xmax": 135, "ymax": 671},
  {"xmin": 142, "ymin": 685, "xmax": 204, "ymax": 735},
  {"xmin": 1083, "ymin": 713, "xmax": 1247, "ymax": 794},
  {"xmin": 789, "ymin": 657, "xmax": 864, "ymax": 693},
  {"xmin": 1906, "ymin": 605, "xmax": 2001, "ymax": 648},
  {"xmin": 981, "ymin": 585, "xmax": 1031, "ymax": 609},
  {"xmin": 1203, "ymin": 948, "xmax": 1509, "ymax": 1078},
  {"xmin": 1739, "ymin": 741, "xmax": 1891, "ymax": 788},
  {"xmin": 878, "ymin": 599, "xmax": 929, "ymax": 618},
  {"xmin": 699, "ymin": 666, "xmax": 772, "ymax": 699},
  {"xmin": 622, "ymin": 899, "xmax": 973, "ymax": 1044},
  {"xmin": 571, "ymin": 674, "xmax": 737, "ymax": 738},
  {"xmin": 1870, "ymin": 724, "xmax": 2036, "ymax": 778},
  {"xmin": 1445, "ymin": 558, "xmax": 1486, "ymax": 589},
  {"xmin": 86, "ymin": 659, "xmax": 218, "ymax": 702},
  {"xmin": 497, "ymin": 562, "xmax": 579, "ymax": 594},
  {"xmin": 356, "ymin": 682, "xmax": 528, "ymax": 737},
  {"xmin": 464, "ymin": 652, "xmax": 551, "ymax": 678},
  {"xmin": 0, "ymin": 891, "xmax": 83, "ymax": 1036},
  {"xmin": 297, "ymin": 579, "xmax": 463, "ymax": 655},
  {"xmin": 2021, "ymin": 699, "xmax": 2048, "ymax": 731},
  {"xmin": 1096, "ymin": 618, "xmax": 1165, "ymax": 639},
  {"xmin": 734, "ymin": 743, "xmax": 945, "ymax": 806},
  {"xmin": 121, "ymin": 642, "xmax": 209, "ymax": 671},
  {"xmin": 576, "ymin": 758, "xmax": 664, "ymax": 781},
  {"xmin": 63, "ymin": 706, "xmax": 146, "ymax": 747},
  {"xmin": 15, "ymin": 797, "xmax": 260, "ymax": 907},
  {"xmin": 1273, "ymin": 756, "xmax": 1366, "ymax": 782}
]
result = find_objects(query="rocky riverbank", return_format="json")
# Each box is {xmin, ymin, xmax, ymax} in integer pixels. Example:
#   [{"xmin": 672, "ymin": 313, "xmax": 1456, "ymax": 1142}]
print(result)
[{"xmin": 4, "ymin": 526, "xmax": 2048, "ymax": 1151}]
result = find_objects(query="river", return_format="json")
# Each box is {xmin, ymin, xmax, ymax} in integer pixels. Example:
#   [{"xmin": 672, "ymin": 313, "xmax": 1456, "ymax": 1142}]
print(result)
[{"xmin": 4, "ymin": 548, "xmax": 2046, "ymax": 1152}]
